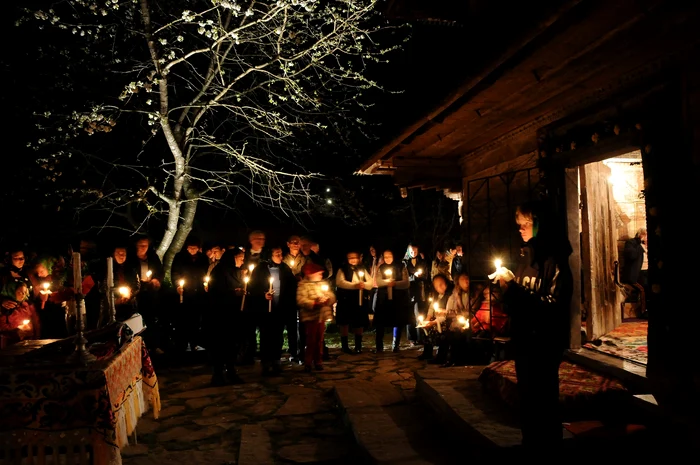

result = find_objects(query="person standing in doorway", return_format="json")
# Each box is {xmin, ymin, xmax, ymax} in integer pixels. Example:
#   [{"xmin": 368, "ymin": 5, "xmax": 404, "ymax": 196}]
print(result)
[{"xmin": 492, "ymin": 200, "xmax": 573, "ymax": 451}]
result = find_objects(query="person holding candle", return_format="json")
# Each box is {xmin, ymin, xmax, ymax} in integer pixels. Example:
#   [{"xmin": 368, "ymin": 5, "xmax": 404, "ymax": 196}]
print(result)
[
  {"xmin": 171, "ymin": 236, "xmax": 209, "ymax": 353},
  {"xmin": 247, "ymin": 247, "xmax": 297, "ymax": 376},
  {"xmin": 110, "ymin": 245, "xmax": 141, "ymax": 322},
  {"xmin": 296, "ymin": 261, "xmax": 336, "ymax": 372},
  {"xmin": 205, "ymin": 247, "xmax": 246, "ymax": 386},
  {"xmin": 335, "ymin": 250, "xmax": 372, "ymax": 354},
  {"xmin": 0, "ymin": 281, "xmax": 40, "ymax": 347},
  {"xmin": 0, "ymin": 246, "xmax": 33, "ymax": 311},
  {"xmin": 134, "ymin": 236, "xmax": 165, "ymax": 354},
  {"xmin": 29, "ymin": 255, "xmax": 68, "ymax": 339},
  {"xmin": 373, "ymin": 250, "xmax": 410, "ymax": 353},
  {"xmin": 402, "ymin": 242, "xmax": 430, "ymax": 348},
  {"xmin": 418, "ymin": 274, "xmax": 453, "ymax": 362},
  {"xmin": 495, "ymin": 200, "xmax": 573, "ymax": 450},
  {"xmin": 439, "ymin": 272, "xmax": 476, "ymax": 367}
]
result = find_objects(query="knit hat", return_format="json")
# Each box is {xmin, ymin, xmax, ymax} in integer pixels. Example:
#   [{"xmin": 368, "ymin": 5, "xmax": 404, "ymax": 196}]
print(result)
[{"xmin": 302, "ymin": 261, "xmax": 325, "ymax": 276}]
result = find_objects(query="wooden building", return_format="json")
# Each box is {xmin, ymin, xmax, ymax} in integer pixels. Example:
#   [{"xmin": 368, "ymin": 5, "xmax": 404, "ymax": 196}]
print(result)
[{"xmin": 362, "ymin": 0, "xmax": 700, "ymax": 417}]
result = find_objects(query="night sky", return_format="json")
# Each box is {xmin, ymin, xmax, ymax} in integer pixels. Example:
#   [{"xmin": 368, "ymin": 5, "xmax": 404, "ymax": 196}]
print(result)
[{"xmin": 0, "ymin": 1, "xmax": 478, "ymax": 263}]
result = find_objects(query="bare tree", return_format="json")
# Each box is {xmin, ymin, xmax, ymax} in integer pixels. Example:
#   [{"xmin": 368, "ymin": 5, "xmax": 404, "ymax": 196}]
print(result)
[{"xmin": 24, "ymin": 0, "xmax": 405, "ymax": 278}]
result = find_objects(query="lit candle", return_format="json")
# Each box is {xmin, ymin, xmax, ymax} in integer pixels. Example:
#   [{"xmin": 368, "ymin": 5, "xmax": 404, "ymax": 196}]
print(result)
[
  {"xmin": 321, "ymin": 284, "xmax": 329, "ymax": 293},
  {"xmin": 241, "ymin": 276, "xmax": 249, "ymax": 311},
  {"xmin": 433, "ymin": 302, "xmax": 441, "ymax": 333},
  {"xmin": 494, "ymin": 258, "xmax": 502, "ymax": 271},
  {"xmin": 384, "ymin": 269, "xmax": 393, "ymax": 300},
  {"xmin": 146, "ymin": 270, "xmax": 152, "ymax": 280},
  {"xmin": 178, "ymin": 279, "xmax": 185, "ymax": 303},
  {"xmin": 415, "ymin": 268, "xmax": 422, "ymax": 277},
  {"xmin": 40, "ymin": 282, "xmax": 52, "ymax": 295},
  {"xmin": 417, "ymin": 315, "xmax": 427, "ymax": 335},
  {"xmin": 290, "ymin": 259, "xmax": 295, "ymax": 267},
  {"xmin": 358, "ymin": 271, "xmax": 365, "ymax": 305},
  {"xmin": 268, "ymin": 277, "xmax": 274, "ymax": 312},
  {"xmin": 118, "ymin": 286, "xmax": 130, "ymax": 298},
  {"xmin": 457, "ymin": 315, "xmax": 470, "ymax": 329},
  {"xmin": 248, "ymin": 264, "xmax": 255, "ymax": 274},
  {"xmin": 204, "ymin": 275, "xmax": 210, "ymax": 291}
]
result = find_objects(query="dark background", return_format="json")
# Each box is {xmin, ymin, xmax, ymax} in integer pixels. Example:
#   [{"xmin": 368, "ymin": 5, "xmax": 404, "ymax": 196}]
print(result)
[{"xmin": 0, "ymin": 1, "xmax": 493, "ymax": 265}]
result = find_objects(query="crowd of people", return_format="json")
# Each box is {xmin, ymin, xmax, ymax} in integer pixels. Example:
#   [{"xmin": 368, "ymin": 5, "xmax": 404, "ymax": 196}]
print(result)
[{"xmin": 0, "ymin": 199, "xmax": 574, "ymax": 450}]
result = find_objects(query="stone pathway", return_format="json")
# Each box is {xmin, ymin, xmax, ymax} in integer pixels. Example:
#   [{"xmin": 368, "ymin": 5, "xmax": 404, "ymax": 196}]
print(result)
[{"xmin": 122, "ymin": 334, "xmax": 464, "ymax": 465}]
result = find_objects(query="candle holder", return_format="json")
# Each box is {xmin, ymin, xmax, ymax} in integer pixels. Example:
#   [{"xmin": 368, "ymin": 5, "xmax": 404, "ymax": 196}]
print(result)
[{"xmin": 68, "ymin": 292, "xmax": 96, "ymax": 364}]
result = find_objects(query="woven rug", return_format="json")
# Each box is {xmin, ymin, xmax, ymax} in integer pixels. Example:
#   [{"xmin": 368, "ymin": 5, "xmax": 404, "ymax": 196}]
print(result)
[
  {"xmin": 583, "ymin": 320, "xmax": 648, "ymax": 365},
  {"xmin": 479, "ymin": 360, "xmax": 628, "ymax": 418}
]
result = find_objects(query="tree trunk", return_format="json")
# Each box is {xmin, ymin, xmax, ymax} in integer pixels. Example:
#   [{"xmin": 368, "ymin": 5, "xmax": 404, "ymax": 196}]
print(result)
[{"xmin": 162, "ymin": 199, "xmax": 199, "ymax": 282}]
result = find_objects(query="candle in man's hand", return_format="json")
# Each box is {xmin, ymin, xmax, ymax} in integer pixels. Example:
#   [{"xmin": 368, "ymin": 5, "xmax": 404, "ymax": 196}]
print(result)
[
  {"xmin": 268, "ymin": 277, "xmax": 274, "ymax": 312},
  {"xmin": 204, "ymin": 275, "xmax": 210, "ymax": 291},
  {"xmin": 146, "ymin": 270, "xmax": 152, "ymax": 281},
  {"xmin": 178, "ymin": 279, "xmax": 185, "ymax": 303},
  {"xmin": 241, "ymin": 277, "xmax": 249, "ymax": 311}
]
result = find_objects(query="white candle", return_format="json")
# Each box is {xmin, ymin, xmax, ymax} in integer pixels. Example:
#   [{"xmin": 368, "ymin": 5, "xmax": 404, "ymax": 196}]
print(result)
[
  {"xmin": 384, "ymin": 269, "xmax": 393, "ymax": 300},
  {"xmin": 358, "ymin": 271, "xmax": 365, "ymax": 305},
  {"xmin": 433, "ymin": 302, "xmax": 441, "ymax": 333},
  {"xmin": 178, "ymin": 279, "xmax": 185, "ymax": 303},
  {"xmin": 146, "ymin": 270, "xmax": 152, "ymax": 280},
  {"xmin": 268, "ymin": 277, "xmax": 274, "ymax": 312},
  {"xmin": 241, "ymin": 276, "xmax": 249, "ymax": 311},
  {"xmin": 248, "ymin": 264, "xmax": 255, "ymax": 274},
  {"xmin": 204, "ymin": 275, "xmax": 210, "ymax": 291},
  {"xmin": 417, "ymin": 315, "xmax": 427, "ymax": 335}
]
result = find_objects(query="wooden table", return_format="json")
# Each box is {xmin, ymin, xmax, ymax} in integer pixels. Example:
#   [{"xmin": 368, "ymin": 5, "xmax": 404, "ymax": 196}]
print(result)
[{"xmin": 0, "ymin": 336, "xmax": 160, "ymax": 465}]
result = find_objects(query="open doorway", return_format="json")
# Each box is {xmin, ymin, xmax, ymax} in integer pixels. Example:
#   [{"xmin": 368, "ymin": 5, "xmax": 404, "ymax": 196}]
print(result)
[{"xmin": 579, "ymin": 150, "xmax": 648, "ymax": 366}]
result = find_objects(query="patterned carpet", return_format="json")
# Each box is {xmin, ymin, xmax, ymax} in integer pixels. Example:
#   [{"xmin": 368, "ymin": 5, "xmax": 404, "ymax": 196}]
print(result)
[
  {"xmin": 479, "ymin": 360, "xmax": 628, "ymax": 418},
  {"xmin": 583, "ymin": 320, "xmax": 648, "ymax": 365}
]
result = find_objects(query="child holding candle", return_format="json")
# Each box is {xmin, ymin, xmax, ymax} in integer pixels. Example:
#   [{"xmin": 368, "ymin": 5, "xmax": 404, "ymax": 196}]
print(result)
[
  {"xmin": 419, "ymin": 274, "xmax": 453, "ymax": 362},
  {"xmin": 0, "ymin": 282, "xmax": 40, "ymax": 347},
  {"xmin": 335, "ymin": 250, "xmax": 372, "ymax": 354},
  {"xmin": 297, "ymin": 262, "xmax": 336, "ymax": 372}
]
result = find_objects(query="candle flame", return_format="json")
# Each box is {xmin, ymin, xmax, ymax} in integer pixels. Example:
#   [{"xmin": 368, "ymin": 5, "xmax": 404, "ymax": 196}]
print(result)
[
  {"xmin": 418, "ymin": 315, "xmax": 424, "ymax": 323},
  {"xmin": 22, "ymin": 319, "xmax": 30, "ymax": 325},
  {"xmin": 269, "ymin": 277, "xmax": 274, "ymax": 284},
  {"xmin": 494, "ymin": 258, "xmax": 502, "ymax": 269},
  {"xmin": 204, "ymin": 276, "xmax": 210, "ymax": 283},
  {"xmin": 321, "ymin": 284, "xmax": 329, "ymax": 292},
  {"xmin": 384, "ymin": 269, "xmax": 392, "ymax": 277},
  {"xmin": 358, "ymin": 271, "xmax": 364, "ymax": 277},
  {"xmin": 244, "ymin": 276, "xmax": 250, "ymax": 283},
  {"xmin": 457, "ymin": 315, "xmax": 466, "ymax": 324},
  {"xmin": 178, "ymin": 279, "xmax": 185, "ymax": 287},
  {"xmin": 118, "ymin": 286, "xmax": 129, "ymax": 297},
  {"xmin": 290, "ymin": 259, "xmax": 295, "ymax": 266},
  {"xmin": 146, "ymin": 270, "xmax": 152, "ymax": 278},
  {"xmin": 248, "ymin": 264, "xmax": 255, "ymax": 272},
  {"xmin": 433, "ymin": 302, "xmax": 439, "ymax": 311},
  {"xmin": 415, "ymin": 268, "xmax": 422, "ymax": 276},
  {"xmin": 42, "ymin": 282, "xmax": 50, "ymax": 290}
]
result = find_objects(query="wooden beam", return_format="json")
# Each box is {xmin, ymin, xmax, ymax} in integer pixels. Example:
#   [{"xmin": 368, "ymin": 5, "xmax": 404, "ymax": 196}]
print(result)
[{"xmin": 390, "ymin": 156, "xmax": 458, "ymax": 168}]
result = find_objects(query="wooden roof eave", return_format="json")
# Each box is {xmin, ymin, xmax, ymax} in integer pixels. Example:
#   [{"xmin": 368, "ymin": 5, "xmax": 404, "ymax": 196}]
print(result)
[{"xmin": 358, "ymin": 0, "xmax": 584, "ymax": 174}]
